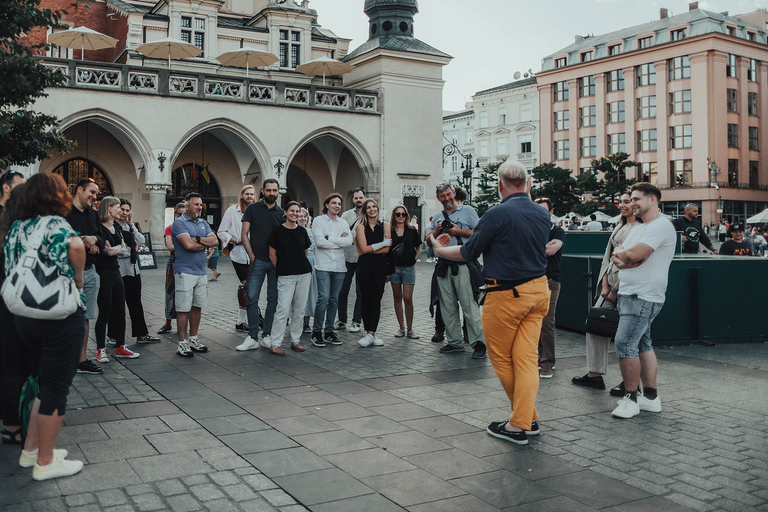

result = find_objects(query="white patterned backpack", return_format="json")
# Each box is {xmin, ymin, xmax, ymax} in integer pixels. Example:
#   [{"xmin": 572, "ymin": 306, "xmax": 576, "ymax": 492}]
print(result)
[{"xmin": 1, "ymin": 220, "xmax": 82, "ymax": 319}]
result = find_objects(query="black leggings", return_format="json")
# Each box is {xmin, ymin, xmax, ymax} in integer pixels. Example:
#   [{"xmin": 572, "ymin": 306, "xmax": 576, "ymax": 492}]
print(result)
[
  {"xmin": 15, "ymin": 310, "xmax": 84, "ymax": 416},
  {"xmin": 357, "ymin": 256, "xmax": 387, "ymax": 333},
  {"xmin": 122, "ymin": 275, "xmax": 149, "ymax": 338},
  {"xmin": 232, "ymin": 261, "xmax": 249, "ymax": 282},
  {"xmin": 0, "ymin": 299, "xmax": 35, "ymax": 426},
  {"xmin": 96, "ymin": 268, "xmax": 126, "ymax": 348}
]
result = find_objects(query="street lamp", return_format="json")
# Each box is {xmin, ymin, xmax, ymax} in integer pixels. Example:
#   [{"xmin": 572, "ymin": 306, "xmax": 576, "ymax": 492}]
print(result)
[{"xmin": 442, "ymin": 131, "xmax": 480, "ymax": 203}]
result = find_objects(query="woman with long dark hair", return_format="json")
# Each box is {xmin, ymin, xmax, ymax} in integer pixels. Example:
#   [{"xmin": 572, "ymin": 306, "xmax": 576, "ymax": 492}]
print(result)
[
  {"xmin": 388, "ymin": 204, "xmax": 421, "ymax": 339},
  {"xmin": 355, "ymin": 198, "xmax": 391, "ymax": 347},
  {"xmin": 1, "ymin": 173, "xmax": 85, "ymax": 480}
]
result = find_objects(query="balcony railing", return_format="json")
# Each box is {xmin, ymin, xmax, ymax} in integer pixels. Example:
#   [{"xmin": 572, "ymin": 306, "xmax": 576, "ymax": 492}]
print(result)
[
  {"xmin": 41, "ymin": 57, "xmax": 380, "ymax": 114},
  {"xmin": 657, "ymin": 181, "xmax": 768, "ymax": 191}
]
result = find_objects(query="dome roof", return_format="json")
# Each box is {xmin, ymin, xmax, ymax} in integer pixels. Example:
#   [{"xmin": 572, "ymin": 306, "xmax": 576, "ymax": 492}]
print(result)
[{"xmin": 364, "ymin": 0, "xmax": 419, "ymax": 15}]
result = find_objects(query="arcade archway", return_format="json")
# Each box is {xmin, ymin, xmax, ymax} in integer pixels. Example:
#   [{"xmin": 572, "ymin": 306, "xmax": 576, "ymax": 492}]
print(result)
[
  {"xmin": 52, "ymin": 157, "xmax": 114, "ymax": 199},
  {"xmin": 167, "ymin": 163, "xmax": 222, "ymax": 229}
]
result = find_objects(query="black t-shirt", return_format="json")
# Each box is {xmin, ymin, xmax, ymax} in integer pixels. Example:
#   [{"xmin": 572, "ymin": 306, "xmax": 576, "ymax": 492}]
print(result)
[
  {"xmin": 268, "ymin": 224, "xmax": 311, "ymax": 276},
  {"xmin": 672, "ymin": 216, "xmax": 713, "ymax": 253},
  {"xmin": 390, "ymin": 226, "xmax": 421, "ymax": 267},
  {"xmin": 720, "ymin": 240, "xmax": 751, "ymax": 256},
  {"xmin": 66, "ymin": 205, "xmax": 105, "ymax": 268},
  {"xmin": 96, "ymin": 221, "xmax": 124, "ymax": 272},
  {"xmin": 242, "ymin": 201, "xmax": 283, "ymax": 262},
  {"xmin": 545, "ymin": 224, "xmax": 566, "ymax": 282}
]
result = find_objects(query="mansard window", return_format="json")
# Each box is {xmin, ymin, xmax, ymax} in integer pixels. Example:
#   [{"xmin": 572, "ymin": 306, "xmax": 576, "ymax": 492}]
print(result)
[
  {"xmin": 671, "ymin": 28, "xmax": 687, "ymax": 41},
  {"xmin": 608, "ymin": 44, "xmax": 622, "ymax": 56},
  {"xmin": 748, "ymin": 92, "xmax": 758, "ymax": 116},
  {"xmin": 636, "ymin": 63, "xmax": 656, "ymax": 86},
  {"xmin": 555, "ymin": 57, "xmax": 567, "ymax": 68},
  {"xmin": 726, "ymin": 54, "xmax": 737, "ymax": 78},
  {"xmin": 607, "ymin": 133, "xmax": 626, "ymax": 153},
  {"xmin": 580, "ymin": 136, "xmax": 596, "ymax": 158},
  {"xmin": 607, "ymin": 101, "xmax": 625, "ymax": 123},
  {"xmin": 554, "ymin": 110, "xmax": 569, "ymax": 131},
  {"xmin": 181, "ymin": 16, "xmax": 205, "ymax": 57},
  {"xmin": 280, "ymin": 29, "xmax": 301, "ymax": 68},
  {"xmin": 669, "ymin": 125, "xmax": 692, "ymax": 148},
  {"xmin": 669, "ymin": 90, "xmax": 691, "ymax": 114},
  {"xmin": 581, "ymin": 51, "xmax": 594, "ymax": 62},
  {"xmin": 637, "ymin": 129, "xmax": 657, "ymax": 152},
  {"xmin": 579, "ymin": 76, "xmax": 595, "ymax": 97},
  {"xmin": 638, "ymin": 36, "xmax": 652, "ymax": 49},
  {"xmin": 554, "ymin": 140, "xmax": 569, "ymax": 160},
  {"xmin": 606, "ymin": 70, "xmax": 624, "ymax": 91},
  {"xmin": 637, "ymin": 95, "xmax": 656, "ymax": 119},
  {"xmin": 668, "ymin": 56, "xmax": 691, "ymax": 80},
  {"xmin": 580, "ymin": 105, "xmax": 596, "ymax": 127},
  {"xmin": 554, "ymin": 82, "xmax": 569, "ymax": 102}
]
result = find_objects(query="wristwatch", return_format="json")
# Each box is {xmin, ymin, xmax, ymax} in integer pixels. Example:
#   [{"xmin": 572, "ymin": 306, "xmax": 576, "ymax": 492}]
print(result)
[{"xmin": 195, "ymin": 236, "xmax": 201, "ymax": 243}]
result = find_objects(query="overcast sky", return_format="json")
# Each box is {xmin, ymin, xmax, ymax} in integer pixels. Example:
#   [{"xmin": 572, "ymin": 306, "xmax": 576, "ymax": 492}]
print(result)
[{"xmin": 318, "ymin": 0, "xmax": 768, "ymax": 111}]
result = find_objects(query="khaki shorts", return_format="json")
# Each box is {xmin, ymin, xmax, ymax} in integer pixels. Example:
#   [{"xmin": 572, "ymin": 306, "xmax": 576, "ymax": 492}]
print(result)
[{"xmin": 174, "ymin": 273, "xmax": 207, "ymax": 313}]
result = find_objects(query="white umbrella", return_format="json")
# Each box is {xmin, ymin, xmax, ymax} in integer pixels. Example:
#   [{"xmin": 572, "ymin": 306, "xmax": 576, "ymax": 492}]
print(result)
[
  {"xmin": 215, "ymin": 47, "xmax": 279, "ymax": 77},
  {"xmin": 747, "ymin": 208, "xmax": 768, "ymax": 224},
  {"xmin": 48, "ymin": 26, "xmax": 118, "ymax": 61},
  {"xmin": 296, "ymin": 56, "xmax": 354, "ymax": 85},
  {"xmin": 136, "ymin": 37, "xmax": 202, "ymax": 69},
  {"xmin": 589, "ymin": 211, "xmax": 614, "ymax": 222}
]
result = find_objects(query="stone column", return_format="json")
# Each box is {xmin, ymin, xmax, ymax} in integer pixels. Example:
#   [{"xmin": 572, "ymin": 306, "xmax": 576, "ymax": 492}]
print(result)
[{"xmin": 146, "ymin": 184, "xmax": 170, "ymax": 254}]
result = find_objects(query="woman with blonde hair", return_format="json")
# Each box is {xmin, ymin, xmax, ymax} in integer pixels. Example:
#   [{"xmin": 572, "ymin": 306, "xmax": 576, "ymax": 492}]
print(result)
[
  {"xmin": 218, "ymin": 184, "xmax": 256, "ymax": 331},
  {"xmin": 355, "ymin": 198, "xmax": 391, "ymax": 347},
  {"xmin": 389, "ymin": 204, "xmax": 421, "ymax": 338}
]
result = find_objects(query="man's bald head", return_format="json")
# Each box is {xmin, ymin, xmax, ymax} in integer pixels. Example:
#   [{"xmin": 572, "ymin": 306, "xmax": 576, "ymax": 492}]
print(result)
[{"xmin": 684, "ymin": 204, "xmax": 699, "ymax": 220}]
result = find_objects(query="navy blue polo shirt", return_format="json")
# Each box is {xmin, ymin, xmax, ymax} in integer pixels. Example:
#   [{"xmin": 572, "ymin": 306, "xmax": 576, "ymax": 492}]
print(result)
[
  {"xmin": 172, "ymin": 213, "xmax": 212, "ymax": 275},
  {"xmin": 460, "ymin": 193, "xmax": 549, "ymax": 281}
]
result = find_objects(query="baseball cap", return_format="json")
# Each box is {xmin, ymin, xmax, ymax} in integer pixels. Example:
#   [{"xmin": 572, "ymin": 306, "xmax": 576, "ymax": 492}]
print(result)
[{"xmin": 728, "ymin": 222, "xmax": 745, "ymax": 233}]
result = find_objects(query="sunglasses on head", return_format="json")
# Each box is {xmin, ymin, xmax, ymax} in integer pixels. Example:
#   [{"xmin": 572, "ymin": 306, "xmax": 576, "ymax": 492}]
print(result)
[
  {"xmin": 0, "ymin": 170, "xmax": 22, "ymax": 186},
  {"xmin": 535, "ymin": 197, "xmax": 550, "ymax": 203}
]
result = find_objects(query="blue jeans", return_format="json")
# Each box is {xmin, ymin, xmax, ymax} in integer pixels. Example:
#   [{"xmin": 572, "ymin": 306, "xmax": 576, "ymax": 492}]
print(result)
[
  {"xmin": 247, "ymin": 259, "xmax": 277, "ymax": 339},
  {"xmin": 615, "ymin": 295, "xmax": 664, "ymax": 359},
  {"xmin": 313, "ymin": 270, "xmax": 345, "ymax": 333}
]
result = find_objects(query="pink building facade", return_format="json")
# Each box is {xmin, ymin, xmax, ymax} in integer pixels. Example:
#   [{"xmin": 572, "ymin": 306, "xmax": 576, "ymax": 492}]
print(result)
[{"xmin": 537, "ymin": 4, "xmax": 768, "ymax": 224}]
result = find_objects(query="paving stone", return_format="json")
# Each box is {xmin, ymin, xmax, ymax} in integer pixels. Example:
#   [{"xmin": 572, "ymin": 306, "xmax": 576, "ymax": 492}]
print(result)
[
  {"xmin": 68, "ymin": 505, "xmax": 101, "ymax": 512},
  {"xmin": 80, "ymin": 436, "xmax": 159, "ymax": 464},
  {"xmin": 208, "ymin": 471, "xmax": 240, "ymax": 486},
  {"xmin": 219, "ymin": 430, "xmax": 298, "ymax": 455},
  {"xmin": 100, "ymin": 417, "xmax": 172, "ymax": 439},
  {"xmin": 146, "ymin": 428, "xmax": 223, "ymax": 453},
  {"xmin": 265, "ymin": 415, "xmax": 341, "ymax": 436},
  {"xmin": 65, "ymin": 493, "xmax": 97, "ymax": 506},
  {"xmin": 274, "ymin": 468, "xmax": 373, "ymax": 506},
  {"xmin": 202, "ymin": 498, "xmax": 241, "ymax": 512},
  {"xmin": 292, "ymin": 429, "xmax": 375, "ymax": 455},
  {"xmin": 160, "ymin": 413, "xmax": 203, "ymax": 431},
  {"xmin": 96, "ymin": 490, "xmax": 129, "ymax": 507},
  {"xmin": 125, "ymin": 484, "xmax": 155, "ymax": 496},
  {"xmin": 197, "ymin": 446, "xmax": 251, "ymax": 470},
  {"xmin": 407, "ymin": 494, "xmax": 510, "ymax": 512},
  {"xmin": 156, "ymin": 479, "xmax": 187, "ymax": 496},
  {"xmin": 183, "ymin": 474, "xmax": 211, "ymax": 485},
  {"xmin": 29, "ymin": 498, "xmax": 67, "ymax": 512},
  {"xmin": 58, "ymin": 460, "xmax": 143, "ymax": 495},
  {"xmin": 198, "ymin": 414, "xmax": 271, "ymax": 435},
  {"xmin": 362, "ymin": 468, "xmax": 465, "ymax": 507},
  {"xmin": 223, "ymin": 483, "xmax": 259, "ymax": 502},
  {"xmin": 308, "ymin": 493, "xmax": 406, "ymax": 512},
  {"xmin": 244, "ymin": 447, "xmax": 334, "ymax": 478},
  {"xmin": 103, "ymin": 506, "xmax": 138, "ymax": 512},
  {"xmin": 239, "ymin": 499, "xmax": 279, "ymax": 512},
  {"xmin": 242, "ymin": 473, "xmax": 280, "ymax": 491},
  {"xmin": 132, "ymin": 493, "xmax": 166, "ymax": 511},
  {"xmin": 190, "ymin": 483, "xmax": 226, "ymax": 501},
  {"xmin": 166, "ymin": 494, "xmax": 203, "ymax": 512},
  {"xmin": 130, "ymin": 452, "xmax": 214, "ymax": 482},
  {"xmin": 260, "ymin": 489, "xmax": 297, "ymax": 507},
  {"xmin": 117, "ymin": 400, "xmax": 181, "ymax": 418}
]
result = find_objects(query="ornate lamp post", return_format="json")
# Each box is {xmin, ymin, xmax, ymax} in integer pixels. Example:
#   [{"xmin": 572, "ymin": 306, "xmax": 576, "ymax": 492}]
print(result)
[{"xmin": 442, "ymin": 131, "xmax": 480, "ymax": 203}]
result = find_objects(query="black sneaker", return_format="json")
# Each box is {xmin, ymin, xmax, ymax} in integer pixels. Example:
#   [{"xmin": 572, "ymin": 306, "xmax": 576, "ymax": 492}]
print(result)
[
  {"xmin": 311, "ymin": 332, "xmax": 326, "ymax": 347},
  {"xmin": 526, "ymin": 421, "xmax": 540, "ymax": 436},
  {"xmin": 136, "ymin": 335, "xmax": 161, "ymax": 344},
  {"xmin": 471, "ymin": 342, "xmax": 487, "ymax": 359},
  {"xmin": 610, "ymin": 381, "xmax": 626, "ymax": 397},
  {"xmin": 157, "ymin": 324, "xmax": 172, "ymax": 334},
  {"xmin": 572, "ymin": 374, "xmax": 606, "ymax": 390},
  {"xmin": 324, "ymin": 332, "xmax": 342, "ymax": 345},
  {"xmin": 439, "ymin": 344, "xmax": 465, "ymax": 354},
  {"xmin": 235, "ymin": 323, "xmax": 249, "ymax": 332},
  {"xmin": 431, "ymin": 331, "xmax": 444, "ymax": 343},
  {"xmin": 486, "ymin": 420, "xmax": 528, "ymax": 445},
  {"xmin": 77, "ymin": 360, "xmax": 103, "ymax": 375}
]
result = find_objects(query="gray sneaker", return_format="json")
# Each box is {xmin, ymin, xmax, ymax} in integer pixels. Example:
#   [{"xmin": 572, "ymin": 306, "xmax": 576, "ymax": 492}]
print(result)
[
  {"xmin": 177, "ymin": 340, "xmax": 193, "ymax": 357},
  {"xmin": 187, "ymin": 337, "xmax": 208, "ymax": 353},
  {"xmin": 394, "ymin": 328, "xmax": 406, "ymax": 337},
  {"xmin": 407, "ymin": 331, "xmax": 420, "ymax": 339}
]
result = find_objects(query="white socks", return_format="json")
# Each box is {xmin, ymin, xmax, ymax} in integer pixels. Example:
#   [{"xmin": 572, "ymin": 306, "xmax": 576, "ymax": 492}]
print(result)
[{"xmin": 238, "ymin": 309, "xmax": 248, "ymax": 323}]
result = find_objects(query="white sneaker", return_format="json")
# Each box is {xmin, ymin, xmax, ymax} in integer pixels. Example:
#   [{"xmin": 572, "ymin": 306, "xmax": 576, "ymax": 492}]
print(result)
[
  {"xmin": 372, "ymin": 334, "xmax": 384, "ymax": 346},
  {"xmin": 394, "ymin": 328, "xmax": 406, "ymax": 337},
  {"xmin": 349, "ymin": 322, "xmax": 362, "ymax": 333},
  {"xmin": 20, "ymin": 449, "xmax": 68, "ymax": 468},
  {"xmin": 612, "ymin": 394, "xmax": 640, "ymax": 419},
  {"xmin": 95, "ymin": 348, "xmax": 109, "ymax": 363},
  {"xmin": 187, "ymin": 336, "xmax": 208, "ymax": 353},
  {"xmin": 637, "ymin": 392, "xmax": 662, "ymax": 412},
  {"xmin": 260, "ymin": 335, "xmax": 271, "ymax": 349},
  {"xmin": 426, "ymin": 258, "xmax": 433, "ymax": 263},
  {"xmin": 33, "ymin": 456, "xmax": 84, "ymax": 481},
  {"xmin": 358, "ymin": 333, "xmax": 374, "ymax": 347},
  {"xmin": 177, "ymin": 340, "xmax": 193, "ymax": 357},
  {"xmin": 236, "ymin": 336, "xmax": 259, "ymax": 351},
  {"xmin": 106, "ymin": 336, "xmax": 116, "ymax": 347},
  {"xmin": 334, "ymin": 321, "xmax": 346, "ymax": 330},
  {"xmin": 407, "ymin": 331, "xmax": 420, "ymax": 339}
]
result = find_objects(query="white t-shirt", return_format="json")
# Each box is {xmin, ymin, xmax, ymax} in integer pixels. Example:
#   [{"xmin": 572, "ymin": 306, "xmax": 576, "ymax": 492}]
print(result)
[
  {"xmin": 617, "ymin": 216, "xmax": 676, "ymax": 303},
  {"xmin": 586, "ymin": 221, "xmax": 602, "ymax": 231}
]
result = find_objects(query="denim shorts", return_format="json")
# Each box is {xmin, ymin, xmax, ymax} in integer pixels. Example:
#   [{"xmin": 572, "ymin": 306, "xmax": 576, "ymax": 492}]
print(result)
[
  {"xmin": 390, "ymin": 265, "xmax": 416, "ymax": 285},
  {"xmin": 614, "ymin": 294, "xmax": 664, "ymax": 359},
  {"xmin": 82, "ymin": 266, "xmax": 100, "ymax": 320}
]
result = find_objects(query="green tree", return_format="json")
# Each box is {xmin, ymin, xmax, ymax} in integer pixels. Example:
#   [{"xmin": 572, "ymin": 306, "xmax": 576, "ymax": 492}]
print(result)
[
  {"xmin": 0, "ymin": 0, "xmax": 76, "ymax": 168},
  {"xmin": 531, "ymin": 162, "xmax": 581, "ymax": 216},
  {"xmin": 472, "ymin": 162, "xmax": 500, "ymax": 217},
  {"xmin": 576, "ymin": 152, "xmax": 639, "ymax": 216}
]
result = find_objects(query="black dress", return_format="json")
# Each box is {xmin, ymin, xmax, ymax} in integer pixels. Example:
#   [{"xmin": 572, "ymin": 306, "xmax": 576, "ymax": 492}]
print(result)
[{"xmin": 357, "ymin": 222, "xmax": 388, "ymax": 333}]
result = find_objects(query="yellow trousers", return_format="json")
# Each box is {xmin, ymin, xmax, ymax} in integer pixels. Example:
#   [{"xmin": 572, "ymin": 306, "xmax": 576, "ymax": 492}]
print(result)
[{"xmin": 483, "ymin": 276, "xmax": 550, "ymax": 431}]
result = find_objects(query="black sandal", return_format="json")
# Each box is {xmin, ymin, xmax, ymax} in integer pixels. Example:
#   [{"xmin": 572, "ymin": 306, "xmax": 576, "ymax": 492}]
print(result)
[{"xmin": 1, "ymin": 428, "xmax": 22, "ymax": 445}]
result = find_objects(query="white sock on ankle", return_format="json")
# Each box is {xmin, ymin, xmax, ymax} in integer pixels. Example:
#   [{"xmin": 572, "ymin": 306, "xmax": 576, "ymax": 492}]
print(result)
[{"xmin": 238, "ymin": 310, "xmax": 248, "ymax": 323}]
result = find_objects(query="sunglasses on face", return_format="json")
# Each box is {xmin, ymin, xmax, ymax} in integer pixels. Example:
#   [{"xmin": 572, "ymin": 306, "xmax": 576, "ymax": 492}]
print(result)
[{"xmin": 394, "ymin": 212, "xmax": 407, "ymax": 218}]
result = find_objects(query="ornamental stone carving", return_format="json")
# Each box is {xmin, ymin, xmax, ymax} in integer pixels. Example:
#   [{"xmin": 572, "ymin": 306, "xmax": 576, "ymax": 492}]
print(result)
[
  {"xmin": 249, "ymin": 85, "xmax": 275, "ymax": 101},
  {"xmin": 76, "ymin": 66, "xmax": 120, "ymax": 87},
  {"xmin": 315, "ymin": 91, "xmax": 349, "ymax": 108},
  {"xmin": 285, "ymin": 88, "xmax": 309, "ymax": 104},
  {"xmin": 145, "ymin": 183, "xmax": 171, "ymax": 192},
  {"xmin": 401, "ymin": 184, "xmax": 425, "ymax": 205},
  {"xmin": 205, "ymin": 79, "xmax": 243, "ymax": 98},
  {"xmin": 128, "ymin": 72, "xmax": 158, "ymax": 91},
  {"xmin": 169, "ymin": 76, "xmax": 197, "ymax": 95}
]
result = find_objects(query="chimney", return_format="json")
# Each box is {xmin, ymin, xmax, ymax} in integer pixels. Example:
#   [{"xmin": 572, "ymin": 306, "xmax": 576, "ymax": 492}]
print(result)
[
  {"xmin": 660, "ymin": 7, "xmax": 668, "ymax": 19},
  {"xmin": 720, "ymin": 11, "xmax": 729, "ymax": 16},
  {"xmin": 688, "ymin": 2, "xmax": 698, "ymax": 11},
  {"xmin": 575, "ymin": 35, "xmax": 584, "ymax": 42}
]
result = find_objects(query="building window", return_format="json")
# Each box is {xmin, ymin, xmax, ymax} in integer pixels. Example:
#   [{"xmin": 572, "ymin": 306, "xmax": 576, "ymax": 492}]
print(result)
[
  {"xmin": 750, "ymin": 161, "xmax": 759, "ymax": 188},
  {"xmin": 554, "ymin": 110, "xmax": 569, "ymax": 131},
  {"xmin": 554, "ymin": 140, "xmax": 569, "ymax": 160},
  {"xmin": 479, "ymin": 139, "xmax": 489, "ymax": 158},
  {"xmin": 749, "ymin": 127, "xmax": 759, "ymax": 150},
  {"xmin": 669, "ymin": 125, "xmax": 692, "ymax": 148},
  {"xmin": 465, "ymin": 130, "xmax": 473, "ymax": 145},
  {"xmin": 579, "ymin": 76, "xmax": 595, "ymax": 97},
  {"xmin": 668, "ymin": 56, "xmax": 691, "ymax": 80},
  {"xmin": 279, "ymin": 29, "xmax": 301, "ymax": 67},
  {"xmin": 609, "ymin": 44, "xmax": 621, "ymax": 55},
  {"xmin": 637, "ymin": 129, "xmax": 657, "ymax": 152},
  {"xmin": 726, "ymin": 89, "xmax": 737, "ymax": 112},
  {"xmin": 638, "ymin": 36, "xmax": 652, "ymax": 49},
  {"xmin": 497, "ymin": 137, "xmax": 508, "ymax": 157},
  {"xmin": 607, "ymin": 133, "xmax": 626, "ymax": 153},
  {"xmin": 606, "ymin": 70, "xmax": 625, "ymax": 91},
  {"xmin": 498, "ymin": 108, "xmax": 507, "ymax": 125},
  {"xmin": 640, "ymin": 162, "xmax": 658, "ymax": 184},
  {"xmin": 519, "ymin": 103, "xmax": 532, "ymax": 122},
  {"xmin": 726, "ymin": 26, "xmax": 736, "ymax": 37},
  {"xmin": 727, "ymin": 124, "xmax": 738, "ymax": 147},
  {"xmin": 555, "ymin": 57, "xmax": 567, "ymax": 68},
  {"xmin": 637, "ymin": 96, "xmax": 656, "ymax": 119},
  {"xmin": 553, "ymin": 82, "xmax": 569, "ymax": 102},
  {"xmin": 580, "ymin": 136, "xmax": 596, "ymax": 158},
  {"xmin": 181, "ymin": 16, "xmax": 205, "ymax": 57},
  {"xmin": 670, "ymin": 159, "xmax": 693, "ymax": 187},
  {"xmin": 748, "ymin": 32, "xmax": 757, "ymax": 42},
  {"xmin": 748, "ymin": 92, "xmax": 758, "ymax": 116},
  {"xmin": 451, "ymin": 156, "xmax": 457, "ymax": 173},
  {"xmin": 479, "ymin": 110, "xmax": 488, "ymax": 128},
  {"xmin": 728, "ymin": 159, "xmax": 738, "ymax": 185},
  {"xmin": 580, "ymin": 105, "xmax": 596, "ymax": 127},
  {"xmin": 726, "ymin": 54, "xmax": 737, "ymax": 77},
  {"xmin": 607, "ymin": 101, "xmax": 625, "ymax": 123},
  {"xmin": 636, "ymin": 63, "xmax": 656, "ymax": 86},
  {"xmin": 668, "ymin": 90, "xmax": 692, "ymax": 114},
  {"xmin": 47, "ymin": 27, "xmax": 74, "ymax": 58},
  {"xmin": 520, "ymin": 135, "xmax": 532, "ymax": 154},
  {"xmin": 581, "ymin": 51, "xmax": 594, "ymax": 62},
  {"xmin": 748, "ymin": 59, "xmax": 757, "ymax": 82},
  {"xmin": 671, "ymin": 28, "xmax": 687, "ymax": 41}
]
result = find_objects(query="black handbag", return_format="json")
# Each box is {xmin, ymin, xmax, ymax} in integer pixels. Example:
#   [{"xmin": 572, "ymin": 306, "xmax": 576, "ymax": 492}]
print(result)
[{"xmin": 584, "ymin": 306, "xmax": 619, "ymax": 337}]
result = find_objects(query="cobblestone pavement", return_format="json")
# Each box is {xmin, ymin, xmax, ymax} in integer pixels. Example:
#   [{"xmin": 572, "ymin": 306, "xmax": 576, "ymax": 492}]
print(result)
[{"xmin": 2, "ymin": 256, "xmax": 767, "ymax": 512}]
